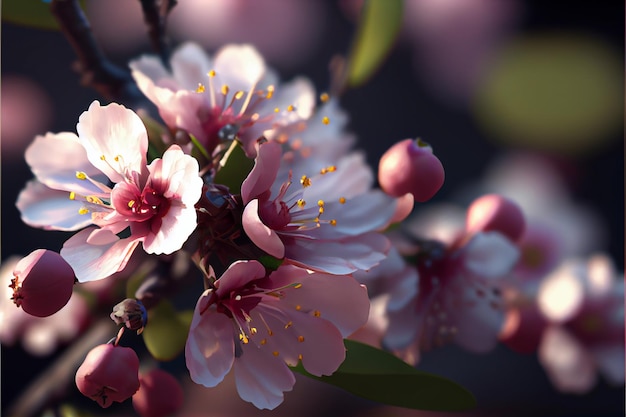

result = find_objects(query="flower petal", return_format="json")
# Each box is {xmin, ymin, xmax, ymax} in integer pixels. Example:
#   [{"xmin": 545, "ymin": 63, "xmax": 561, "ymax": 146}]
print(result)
[
  {"xmin": 60, "ymin": 228, "xmax": 140, "ymax": 282},
  {"xmin": 233, "ymin": 341, "xmax": 296, "ymax": 410},
  {"xmin": 185, "ymin": 292, "xmax": 235, "ymax": 388},
  {"xmin": 241, "ymin": 141, "xmax": 282, "ymax": 203},
  {"xmin": 77, "ymin": 101, "xmax": 148, "ymax": 184},
  {"xmin": 16, "ymin": 180, "xmax": 94, "ymax": 231},
  {"xmin": 242, "ymin": 199, "xmax": 285, "ymax": 259}
]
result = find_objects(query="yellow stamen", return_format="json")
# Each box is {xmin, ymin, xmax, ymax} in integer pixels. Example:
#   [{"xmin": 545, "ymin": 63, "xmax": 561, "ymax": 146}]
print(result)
[
  {"xmin": 221, "ymin": 85, "xmax": 229, "ymax": 95},
  {"xmin": 300, "ymin": 175, "xmax": 312, "ymax": 187},
  {"xmin": 69, "ymin": 192, "xmax": 76, "ymax": 200},
  {"xmin": 75, "ymin": 171, "xmax": 87, "ymax": 180},
  {"xmin": 296, "ymin": 199, "xmax": 306, "ymax": 208},
  {"xmin": 100, "ymin": 155, "xmax": 106, "ymax": 161},
  {"xmin": 313, "ymin": 310, "xmax": 321, "ymax": 317},
  {"xmin": 320, "ymin": 92, "xmax": 330, "ymax": 102},
  {"xmin": 293, "ymin": 283, "xmax": 302, "ymax": 289},
  {"xmin": 287, "ymin": 105, "xmax": 294, "ymax": 112},
  {"xmin": 266, "ymin": 85, "xmax": 275, "ymax": 99},
  {"xmin": 317, "ymin": 200, "xmax": 324, "ymax": 207},
  {"xmin": 284, "ymin": 321, "xmax": 293, "ymax": 329},
  {"xmin": 250, "ymin": 327, "xmax": 257, "ymax": 335},
  {"xmin": 260, "ymin": 339, "xmax": 267, "ymax": 345},
  {"xmin": 330, "ymin": 219, "xmax": 337, "ymax": 226},
  {"xmin": 128, "ymin": 200, "xmax": 136, "ymax": 208},
  {"xmin": 322, "ymin": 116, "xmax": 330, "ymax": 125},
  {"xmin": 78, "ymin": 208, "xmax": 89, "ymax": 215},
  {"xmin": 298, "ymin": 336, "xmax": 305, "ymax": 343},
  {"xmin": 295, "ymin": 305, "xmax": 302, "ymax": 311},
  {"xmin": 196, "ymin": 83, "xmax": 206, "ymax": 93},
  {"xmin": 273, "ymin": 351, "xmax": 279, "ymax": 357},
  {"xmin": 239, "ymin": 334, "xmax": 249, "ymax": 344},
  {"xmin": 298, "ymin": 354, "xmax": 303, "ymax": 361},
  {"xmin": 209, "ymin": 70, "xmax": 216, "ymax": 77},
  {"xmin": 234, "ymin": 91, "xmax": 245, "ymax": 100},
  {"xmin": 339, "ymin": 197, "xmax": 346, "ymax": 204},
  {"xmin": 274, "ymin": 107, "xmax": 280, "ymax": 113}
]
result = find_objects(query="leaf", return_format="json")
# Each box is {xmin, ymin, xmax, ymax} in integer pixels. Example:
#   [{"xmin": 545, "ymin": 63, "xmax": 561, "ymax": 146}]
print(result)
[
  {"xmin": 142, "ymin": 300, "xmax": 190, "ymax": 361},
  {"xmin": 213, "ymin": 141, "xmax": 254, "ymax": 195},
  {"xmin": 258, "ymin": 255, "xmax": 284, "ymax": 271},
  {"xmin": 2, "ymin": 0, "xmax": 86, "ymax": 31},
  {"xmin": 291, "ymin": 340, "xmax": 476, "ymax": 411},
  {"xmin": 346, "ymin": 0, "xmax": 404, "ymax": 87}
]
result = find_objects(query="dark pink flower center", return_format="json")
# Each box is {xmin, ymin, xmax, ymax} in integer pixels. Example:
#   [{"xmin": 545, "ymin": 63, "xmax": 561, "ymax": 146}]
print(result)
[{"xmin": 258, "ymin": 199, "xmax": 291, "ymax": 230}]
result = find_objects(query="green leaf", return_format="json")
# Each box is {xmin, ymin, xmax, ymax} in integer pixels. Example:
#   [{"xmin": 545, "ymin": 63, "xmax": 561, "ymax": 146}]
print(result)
[
  {"xmin": 2, "ymin": 0, "xmax": 86, "ymax": 31},
  {"xmin": 346, "ymin": 0, "xmax": 404, "ymax": 87},
  {"xmin": 213, "ymin": 141, "xmax": 254, "ymax": 195},
  {"xmin": 142, "ymin": 300, "xmax": 190, "ymax": 361},
  {"xmin": 291, "ymin": 340, "xmax": 476, "ymax": 411},
  {"xmin": 258, "ymin": 255, "xmax": 284, "ymax": 271}
]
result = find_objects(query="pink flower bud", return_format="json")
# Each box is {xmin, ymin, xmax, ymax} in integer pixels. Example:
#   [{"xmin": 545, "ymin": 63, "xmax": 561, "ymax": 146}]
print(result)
[
  {"xmin": 75, "ymin": 344, "xmax": 140, "ymax": 408},
  {"xmin": 132, "ymin": 369, "xmax": 184, "ymax": 417},
  {"xmin": 10, "ymin": 249, "xmax": 75, "ymax": 317},
  {"xmin": 378, "ymin": 138, "xmax": 445, "ymax": 202},
  {"xmin": 466, "ymin": 194, "xmax": 526, "ymax": 242}
]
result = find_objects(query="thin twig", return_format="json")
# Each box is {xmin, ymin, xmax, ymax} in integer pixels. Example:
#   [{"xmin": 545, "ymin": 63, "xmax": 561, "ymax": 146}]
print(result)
[
  {"xmin": 49, "ymin": 0, "xmax": 142, "ymax": 105},
  {"xmin": 138, "ymin": 0, "xmax": 178, "ymax": 65}
]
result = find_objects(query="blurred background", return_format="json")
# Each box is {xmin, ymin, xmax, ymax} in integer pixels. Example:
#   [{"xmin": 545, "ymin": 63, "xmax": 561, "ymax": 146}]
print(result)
[{"xmin": 2, "ymin": 1, "xmax": 623, "ymax": 416}]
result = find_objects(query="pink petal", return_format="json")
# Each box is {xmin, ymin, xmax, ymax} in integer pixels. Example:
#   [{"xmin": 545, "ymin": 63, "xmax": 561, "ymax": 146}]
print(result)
[
  {"xmin": 270, "ymin": 265, "xmax": 370, "ymax": 336},
  {"xmin": 241, "ymin": 141, "xmax": 282, "ymax": 204},
  {"xmin": 147, "ymin": 145, "xmax": 202, "ymax": 205},
  {"xmin": 214, "ymin": 260, "xmax": 267, "ymax": 297},
  {"xmin": 60, "ymin": 228, "xmax": 140, "ymax": 282},
  {"xmin": 17, "ymin": 180, "xmax": 94, "ymax": 231},
  {"xmin": 285, "ymin": 232, "xmax": 390, "ymax": 274},
  {"xmin": 233, "ymin": 341, "xmax": 296, "ymax": 410},
  {"xmin": 170, "ymin": 42, "xmax": 214, "ymax": 90},
  {"xmin": 77, "ymin": 101, "xmax": 148, "ymax": 184},
  {"xmin": 143, "ymin": 204, "xmax": 197, "ymax": 255},
  {"xmin": 213, "ymin": 44, "xmax": 265, "ymax": 94},
  {"xmin": 185, "ymin": 293, "xmax": 235, "ymax": 387},
  {"xmin": 25, "ymin": 132, "xmax": 108, "ymax": 196},
  {"xmin": 242, "ymin": 199, "xmax": 285, "ymax": 259},
  {"xmin": 463, "ymin": 232, "xmax": 519, "ymax": 280}
]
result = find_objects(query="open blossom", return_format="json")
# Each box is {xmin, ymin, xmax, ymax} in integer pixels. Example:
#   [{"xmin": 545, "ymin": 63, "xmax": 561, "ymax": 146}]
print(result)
[
  {"xmin": 358, "ymin": 197, "xmax": 521, "ymax": 365},
  {"xmin": 185, "ymin": 260, "xmax": 369, "ymax": 409},
  {"xmin": 537, "ymin": 255, "xmax": 624, "ymax": 393},
  {"xmin": 16, "ymin": 101, "xmax": 203, "ymax": 282},
  {"xmin": 130, "ymin": 42, "xmax": 315, "ymax": 158},
  {"xmin": 240, "ymin": 140, "xmax": 397, "ymax": 274}
]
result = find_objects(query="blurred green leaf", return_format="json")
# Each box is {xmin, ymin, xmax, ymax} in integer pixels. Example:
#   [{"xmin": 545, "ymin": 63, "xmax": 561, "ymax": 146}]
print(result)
[
  {"xmin": 347, "ymin": 0, "xmax": 404, "ymax": 87},
  {"xmin": 213, "ymin": 142, "xmax": 254, "ymax": 195},
  {"xmin": 291, "ymin": 340, "xmax": 476, "ymax": 411},
  {"xmin": 142, "ymin": 300, "xmax": 190, "ymax": 361},
  {"xmin": 258, "ymin": 255, "xmax": 284, "ymax": 271},
  {"xmin": 2, "ymin": 0, "xmax": 86, "ymax": 30}
]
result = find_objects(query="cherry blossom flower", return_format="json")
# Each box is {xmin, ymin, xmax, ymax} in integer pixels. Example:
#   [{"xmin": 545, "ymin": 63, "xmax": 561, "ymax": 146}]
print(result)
[
  {"xmin": 537, "ymin": 255, "xmax": 624, "ymax": 393},
  {"xmin": 241, "ymin": 140, "xmax": 397, "ymax": 274},
  {"xmin": 185, "ymin": 260, "xmax": 369, "ymax": 409},
  {"xmin": 130, "ymin": 42, "xmax": 315, "ymax": 158},
  {"xmin": 16, "ymin": 101, "xmax": 203, "ymax": 282},
  {"xmin": 358, "ymin": 197, "xmax": 521, "ymax": 364}
]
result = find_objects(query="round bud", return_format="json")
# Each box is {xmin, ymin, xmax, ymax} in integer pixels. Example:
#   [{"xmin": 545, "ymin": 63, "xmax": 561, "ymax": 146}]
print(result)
[
  {"xmin": 11, "ymin": 249, "xmax": 75, "ymax": 317},
  {"xmin": 75, "ymin": 344, "xmax": 140, "ymax": 408},
  {"xmin": 466, "ymin": 194, "xmax": 526, "ymax": 242},
  {"xmin": 378, "ymin": 139, "xmax": 445, "ymax": 202},
  {"xmin": 133, "ymin": 369, "xmax": 184, "ymax": 417}
]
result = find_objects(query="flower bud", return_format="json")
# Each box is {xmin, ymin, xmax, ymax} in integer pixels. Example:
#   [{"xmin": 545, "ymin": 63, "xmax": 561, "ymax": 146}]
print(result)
[
  {"xmin": 378, "ymin": 139, "xmax": 445, "ymax": 202},
  {"xmin": 111, "ymin": 298, "xmax": 148, "ymax": 334},
  {"xmin": 466, "ymin": 194, "xmax": 526, "ymax": 242},
  {"xmin": 10, "ymin": 249, "xmax": 75, "ymax": 317},
  {"xmin": 132, "ymin": 369, "xmax": 184, "ymax": 417},
  {"xmin": 75, "ymin": 344, "xmax": 140, "ymax": 408}
]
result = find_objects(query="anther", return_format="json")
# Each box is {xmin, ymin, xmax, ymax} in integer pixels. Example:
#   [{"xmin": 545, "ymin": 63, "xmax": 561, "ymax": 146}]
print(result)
[
  {"xmin": 266, "ymin": 85, "xmax": 275, "ymax": 99},
  {"xmin": 339, "ymin": 197, "xmax": 346, "ymax": 204},
  {"xmin": 76, "ymin": 171, "xmax": 87, "ymax": 180},
  {"xmin": 284, "ymin": 321, "xmax": 293, "ymax": 329},
  {"xmin": 296, "ymin": 199, "xmax": 306, "ymax": 208},
  {"xmin": 320, "ymin": 92, "xmax": 329, "ymax": 102},
  {"xmin": 297, "ymin": 336, "xmax": 305, "ymax": 343},
  {"xmin": 274, "ymin": 107, "xmax": 280, "ymax": 113},
  {"xmin": 78, "ymin": 208, "xmax": 89, "ymax": 215},
  {"xmin": 69, "ymin": 192, "xmax": 76, "ymax": 200},
  {"xmin": 221, "ymin": 85, "xmax": 229, "ymax": 95},
  {"xmin": 295, "ymin": 305, "xmax": 302, "ymax": 311},
  {"xmin": 300, "ymin": 175, "xmax": 312, "ymax": 187},
  {"xmin": 287, "ymin": 105, "xmax": 295, "ymax": 112},
  {"xmin": 234, "ymin": 91, "xmax": 244, "ymax": 100},
  {"xmin": 272, "ymin": 351, "xmax": 279, "ymax": 357},
  {"xmin": 322, "ymin": 117, "xmax": 330, "ymax": 125},
  {"xmin": 293, "ymin": 283, "xmax": 302, "ymax": 289},
  {"xmin": 209, "ymin": 70, "xmax": 216, "ymax": 77},
  {"xmin": 330, "ymin": 219, "xmax": 337, "ymax": 226},
  {"xmin": 196, "ymin": 83, "xmax": 206, "ymax": 93},
  {"xmin": 313, "ymin": 310, "xmax": 321, "ymax": 317}
]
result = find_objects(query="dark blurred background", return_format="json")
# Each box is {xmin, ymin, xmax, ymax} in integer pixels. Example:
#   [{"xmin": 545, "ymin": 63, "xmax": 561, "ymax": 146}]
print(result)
[{"xmin": 2, "ymin": 1, "xmax": 623, "ymax": 416}]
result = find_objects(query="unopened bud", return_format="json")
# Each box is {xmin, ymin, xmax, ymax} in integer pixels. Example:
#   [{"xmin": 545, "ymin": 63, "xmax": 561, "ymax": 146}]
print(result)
[
  {"xmin": 75, "ymin": 344, "xmax": 140, "ymax": 408},
  {"xmin": 111, "ymin": 298, "xmax": 148, "ymax": 334},
  {"xmin": 378, "ymin": 139, "xmax": 445, "ymax": 202},
  {"xmin": 132, "ymin": 369, "xmax": 184, "ymax": 417},
  {"xmin": 466, "ymin": 194, "xmax": 526, "ymax": 242},
  {"xmin": 10, "ymin": 249, "xmax": 75, "ymax": 317}
]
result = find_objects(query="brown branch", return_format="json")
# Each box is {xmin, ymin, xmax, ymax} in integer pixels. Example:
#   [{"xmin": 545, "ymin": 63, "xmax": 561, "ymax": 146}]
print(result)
[
  {"xmin": 49, "ymin": 0, "xmax": 143, "ymax": 105},
  {"xmin": 138, "ymin": 0, "xmax": 178, "ymax": 65}
]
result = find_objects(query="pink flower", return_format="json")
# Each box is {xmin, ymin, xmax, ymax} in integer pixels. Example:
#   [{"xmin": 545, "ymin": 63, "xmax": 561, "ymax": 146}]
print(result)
[
  {"xmin": 75, "ymin": 343, "xmax": 141, "ymax": 408},
  {"xmin": 185, "ymin": 260, "xmax": 369, "ymax": 409},
  {"xmin": 537, "ymin": 255, "xmax": 624, "ymax": 393},
  {"xmin": 130, "ymin": 43, "xmax": 315, "ymax": 158},
  {"xmin": 133, "ymin": 369, "xmax": 184, "ymax": 417},
  {"xmin": 241, "ymin": 140, "xmax": 397, "ymax": 274},
  {"xmin": 17, "ymin": 101, "xmax": 203, "ymax": 282}
]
